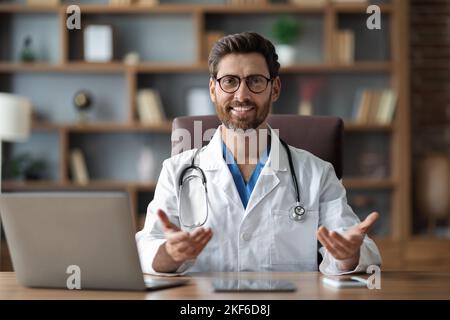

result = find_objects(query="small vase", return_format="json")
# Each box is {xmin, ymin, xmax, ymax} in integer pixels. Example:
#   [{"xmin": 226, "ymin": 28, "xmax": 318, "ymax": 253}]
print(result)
[
  {"xmin": 416, "ymin": 154, "xmax": 450, "ymax": 234},
  {"xmin": 276, "ymin": 44, "xmax": 296, "ymax": 66},
  {"xmin": 137, "ymin": 147, "xmax": 155, "ymax": 182},
  {"xmin": 298, "ymin": 99, "xmax": 313, "ymax": 116}
]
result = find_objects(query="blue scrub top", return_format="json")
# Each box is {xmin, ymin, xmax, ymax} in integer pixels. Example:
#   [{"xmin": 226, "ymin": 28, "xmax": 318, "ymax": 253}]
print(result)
[{"xmin": 222, "ymin": 138, "xmax": 271, "ymax": 209}]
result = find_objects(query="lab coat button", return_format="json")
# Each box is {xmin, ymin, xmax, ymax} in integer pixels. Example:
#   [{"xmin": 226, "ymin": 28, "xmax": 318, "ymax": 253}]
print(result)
[{"xmin": 241, "ymin": 232, "xmax": 251, "ymax": 241}]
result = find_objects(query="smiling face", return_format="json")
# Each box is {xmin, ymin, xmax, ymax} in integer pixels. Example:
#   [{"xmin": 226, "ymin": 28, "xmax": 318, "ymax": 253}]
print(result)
[{"xmin": 209, "ymin": 53, "xmax": 281, "ymax": 131}]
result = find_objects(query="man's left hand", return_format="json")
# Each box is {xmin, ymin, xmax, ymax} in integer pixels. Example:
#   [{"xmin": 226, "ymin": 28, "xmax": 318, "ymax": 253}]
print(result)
[{"xmin": 316, "ymin": 212, "xmax": 379, "ymax": 271}]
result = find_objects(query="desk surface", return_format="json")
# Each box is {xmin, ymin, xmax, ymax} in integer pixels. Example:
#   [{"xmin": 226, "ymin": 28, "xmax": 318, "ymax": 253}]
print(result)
[{"xmin": 0, "ymin": 272, "xmax": 449, "ymax": 300}]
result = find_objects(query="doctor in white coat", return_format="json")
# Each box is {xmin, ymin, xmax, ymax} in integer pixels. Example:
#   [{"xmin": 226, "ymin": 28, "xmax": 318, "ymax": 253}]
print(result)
[{"xmin": 136, "ymin": 32, "xmax": 381, "ymax": 276}]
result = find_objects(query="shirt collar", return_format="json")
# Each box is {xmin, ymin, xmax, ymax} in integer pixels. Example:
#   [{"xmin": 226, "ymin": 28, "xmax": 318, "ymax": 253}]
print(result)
[{"xmin": 221, "ymin": 133, "xmax": 271, "ymax": 166}]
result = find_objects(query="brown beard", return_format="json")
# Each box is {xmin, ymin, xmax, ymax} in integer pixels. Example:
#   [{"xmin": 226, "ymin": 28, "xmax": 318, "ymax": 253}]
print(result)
[{"xmin": 215, "ymin": 94, "xmax": 272, "ymax": 131}]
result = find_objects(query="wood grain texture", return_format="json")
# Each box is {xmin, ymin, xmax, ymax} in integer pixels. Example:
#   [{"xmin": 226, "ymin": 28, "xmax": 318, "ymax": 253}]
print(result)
[{"xmin": 0, "ymin": 271, "xmax": 449, "ymax": 300}]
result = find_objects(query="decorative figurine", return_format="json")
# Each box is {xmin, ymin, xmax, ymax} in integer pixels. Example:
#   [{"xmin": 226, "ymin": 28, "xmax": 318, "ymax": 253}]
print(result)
[
  {"xmin": 73, "ymin": 90, "xmax": 93, "ymax": 124},
  {"xmin": 20, "ymin": 36, "xmax": 37, "ymax": 63}
]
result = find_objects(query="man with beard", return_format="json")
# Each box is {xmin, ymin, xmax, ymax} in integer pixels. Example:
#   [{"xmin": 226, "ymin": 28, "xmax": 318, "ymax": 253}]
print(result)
[{"xmin": 136, "ymin": 32, "xmax": 381, "ymax": 275}]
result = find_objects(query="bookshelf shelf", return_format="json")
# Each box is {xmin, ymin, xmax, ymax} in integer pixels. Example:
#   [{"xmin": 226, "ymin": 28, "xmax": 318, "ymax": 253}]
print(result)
[
  {"xmin": 0, "ymin": 4, "xmax": 59, "ymax": 13},
  {"xmin": 2, "ymin": 180, "xmax": 67, "ymax": 190},
  {"xmin": 200, "ymin": 4, "xmax": 326, "ymax": 14},
  {"xmin": 0, "ymin": 0, "xmax": 417, "ymax": 271},
  {"xmin": 32, "ymin": 121, "xmax": 390, "ymax": 133},
  {"xmin": 280, "ymin": 62, "xmax": 392, "ymax": 73},
  {"xmin": 135, "ymin": 62, "xmax": 208, "ymax": 73},
  {"xmin": 0, "ymin": 62, "xmax": 391, "ymax": 74},
  {"xmin": 342, "ymin": 178, "xmax": 395, "ymax": 189},
  {"xmin": 0, "ymin": 62, "xmax": 126, "ymax": 73},
  {"xmin": 332, "ymin": 3, "xmax": 392, "ymax": 13},
  {"xmin": 344, "ymin": 122, "xmax": 393, "ymax": 131},
  {"xmin": 2, "ymin": 180, "xmax": 157, "ymax": 191},
  {"xmin": 32, "ymin": 122, "xmax": 173, "ymax": 133},
  {"xmin": 0, "ymin": 3, "xmax": 393, "ymax": 14}
]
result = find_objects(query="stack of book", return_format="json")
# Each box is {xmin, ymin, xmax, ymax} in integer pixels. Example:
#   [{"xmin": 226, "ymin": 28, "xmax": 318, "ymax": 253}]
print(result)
[
  {"xmin": 352, "ymin": 88, "xmax": 398, "ymax": 125},
  {"xmin": 136, "ymin": 89, "xmax": 166, "ymax": 125},
  {"xmin": 334, "ymin": 30, "xmax": 355, "ymax": 64}
]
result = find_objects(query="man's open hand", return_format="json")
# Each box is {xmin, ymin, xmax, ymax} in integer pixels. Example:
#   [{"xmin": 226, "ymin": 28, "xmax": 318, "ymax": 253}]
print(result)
[
  {"xmin": 158, "ymin": 209, "xmax": 213, "ymax": 263},
  {"xmin": 316, "ymin": 212, "xmax": 379, "ymax": 271}
]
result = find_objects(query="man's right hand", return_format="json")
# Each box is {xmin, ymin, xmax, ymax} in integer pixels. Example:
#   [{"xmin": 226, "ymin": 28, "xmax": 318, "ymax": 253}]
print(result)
[{"xmin": 156, "ymin": 209, "xmax": 213, "ymax": 267}]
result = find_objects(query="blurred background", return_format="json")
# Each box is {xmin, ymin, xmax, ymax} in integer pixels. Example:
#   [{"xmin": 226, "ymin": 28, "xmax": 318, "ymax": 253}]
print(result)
[{"xmin": 0, "ymin": 0, "xmax": 449, "ymax": 272}]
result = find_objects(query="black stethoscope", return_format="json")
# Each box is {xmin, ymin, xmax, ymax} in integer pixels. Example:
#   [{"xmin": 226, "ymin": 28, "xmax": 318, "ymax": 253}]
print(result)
[
  {"xmin": 178, "ymin": 137, "xmax": 306, "ymax": 228},
  {"xmin": 279, "ymin": 138, "xmax": 306, "ymax": 222}
]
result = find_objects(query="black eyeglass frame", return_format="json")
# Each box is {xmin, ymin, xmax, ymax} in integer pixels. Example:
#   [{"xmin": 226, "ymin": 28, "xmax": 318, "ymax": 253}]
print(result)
[{"xmin": 214, "ymin": 74, "xmax": 274, "ymax": 94}]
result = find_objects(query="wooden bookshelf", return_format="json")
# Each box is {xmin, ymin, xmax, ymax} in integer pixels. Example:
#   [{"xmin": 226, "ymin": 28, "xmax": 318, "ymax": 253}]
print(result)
[{"xmin": 0, "ymin": 0, "xmax": 421, "ymax": 271}]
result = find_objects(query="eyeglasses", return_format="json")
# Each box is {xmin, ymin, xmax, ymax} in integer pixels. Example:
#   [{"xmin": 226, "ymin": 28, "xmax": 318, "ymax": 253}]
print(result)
[{"xmin": 215, "ymin": 74, "xmax": 273, "ymax": 94}]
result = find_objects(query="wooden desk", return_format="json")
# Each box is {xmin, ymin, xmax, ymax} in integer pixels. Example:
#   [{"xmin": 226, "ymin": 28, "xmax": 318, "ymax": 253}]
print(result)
[{"xmin": 0, "ymin": 271, "xmax": 449, "ymax": 300}]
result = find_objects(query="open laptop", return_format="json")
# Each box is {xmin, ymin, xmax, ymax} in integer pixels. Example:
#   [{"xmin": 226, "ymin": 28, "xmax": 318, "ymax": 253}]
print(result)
[{"xmin": 0, "ymin": 192, "xmax": 189, "ymax": 291}]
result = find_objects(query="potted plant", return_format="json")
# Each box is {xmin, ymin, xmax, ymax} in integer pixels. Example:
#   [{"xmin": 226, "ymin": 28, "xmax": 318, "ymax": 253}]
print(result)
[
  {"xmin": 272, "ymin": 16, "xmax": 303, "ymax": 66},
  {"xmin": 3, "ymin": 153, "xmax": 46, "ymax": 181}
]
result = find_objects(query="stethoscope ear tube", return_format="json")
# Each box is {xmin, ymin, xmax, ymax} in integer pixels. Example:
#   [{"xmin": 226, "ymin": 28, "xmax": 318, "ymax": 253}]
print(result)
[
  {"xmin": 178, "ymin": 147, "xmax": 207, "ymax": 187},
  {"xmin": 178, "ymin": 147, "xmax": 209, "ymax": 228},
  {"xmin": 279, "ymin": 139, "xmax": 301, "ymax": 204}
]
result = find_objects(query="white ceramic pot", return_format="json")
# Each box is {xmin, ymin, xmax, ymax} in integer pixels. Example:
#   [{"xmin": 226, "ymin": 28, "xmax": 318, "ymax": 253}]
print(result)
[{"xmin": 276, "ymin": 44, "xmax": 296, "ymax": 66}]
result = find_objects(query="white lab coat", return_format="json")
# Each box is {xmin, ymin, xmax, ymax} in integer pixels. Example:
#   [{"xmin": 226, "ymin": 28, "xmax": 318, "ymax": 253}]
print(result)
[{"xmin": 136, "ymin": 125, "xmax": 381, "ymax": 275}]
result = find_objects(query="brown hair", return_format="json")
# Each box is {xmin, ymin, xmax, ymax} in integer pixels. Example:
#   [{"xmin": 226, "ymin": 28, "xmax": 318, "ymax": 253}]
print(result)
[{"xmin": 208, "ymin": 32, "xmax": 280, "ymax": 79}]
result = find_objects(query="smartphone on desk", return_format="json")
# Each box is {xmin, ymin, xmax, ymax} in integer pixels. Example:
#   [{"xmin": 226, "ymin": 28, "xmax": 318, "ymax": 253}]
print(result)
[{"xmin": 322, "ymin": 275, "xmax": 368, "ymax": 288}]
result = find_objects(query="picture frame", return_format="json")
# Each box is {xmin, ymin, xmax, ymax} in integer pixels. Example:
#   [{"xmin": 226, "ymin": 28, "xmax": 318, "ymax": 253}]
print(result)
[{"xmin": 83, "ymin": 24, "xmax": 115, "ymax": 63}]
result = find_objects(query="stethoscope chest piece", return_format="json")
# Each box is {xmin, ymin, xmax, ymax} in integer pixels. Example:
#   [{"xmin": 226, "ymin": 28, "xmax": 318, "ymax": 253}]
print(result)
[{"xmin": 289, "ymin": 204, "xmax": 306, "ymax": 222}]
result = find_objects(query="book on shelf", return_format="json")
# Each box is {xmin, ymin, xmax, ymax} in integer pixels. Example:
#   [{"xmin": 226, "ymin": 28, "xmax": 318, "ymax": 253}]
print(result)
[
  {"xmin": 352, "ymin": 88, "xmax": 397, "ymax": 125},
  {"xmin": 136, "ymin": 89, "xmax": 166, "ymax": 125},
  {"xmin": 377, "ymin": 89, "xmax": 398, "ymax": 124},
  {"xmin": 334, "ymin": 30, "xmax": 355, "ymax": 64},
  {"xmin": 70, "ymin": 149, "xmax": 89, "ymax": 185}
]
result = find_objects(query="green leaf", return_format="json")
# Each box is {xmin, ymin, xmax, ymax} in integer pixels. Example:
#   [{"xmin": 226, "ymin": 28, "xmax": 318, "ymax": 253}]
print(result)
[{"xmin": 272, "ymin": 16, "xmax": 303, "ymax": 45}]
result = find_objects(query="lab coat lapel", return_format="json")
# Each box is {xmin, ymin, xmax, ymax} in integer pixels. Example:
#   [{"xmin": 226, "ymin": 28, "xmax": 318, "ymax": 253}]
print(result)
[
  {"xmin": 199, "ymin": 125, "xmax": 245, "ymax": 212},
  {"xmin": 245, "ymin": 126, "xmax": 289, "ymax": 215}
]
